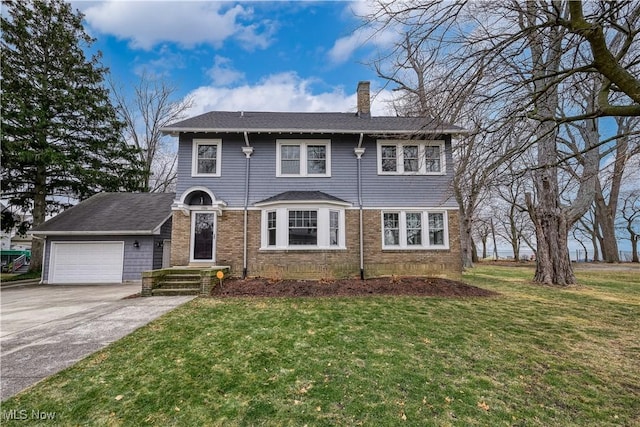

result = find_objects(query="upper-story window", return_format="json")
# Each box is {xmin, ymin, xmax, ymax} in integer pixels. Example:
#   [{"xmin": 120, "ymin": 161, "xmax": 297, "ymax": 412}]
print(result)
[
  {"xmin": 276, "ymin": 140, "xmax": 331, "ymax": 177},
  {"xmin": 192, "ymin": 139, "xmax": 222, "ymax": 177},
  {"xmin": 377, "ymin": 140, "xmax": 445, "ymax": 175}
]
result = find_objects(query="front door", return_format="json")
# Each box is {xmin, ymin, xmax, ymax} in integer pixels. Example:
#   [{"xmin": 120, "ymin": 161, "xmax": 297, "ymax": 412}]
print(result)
[{"xmin": 191, "ymin": 212, "xmax": 216, "ymax": 262}]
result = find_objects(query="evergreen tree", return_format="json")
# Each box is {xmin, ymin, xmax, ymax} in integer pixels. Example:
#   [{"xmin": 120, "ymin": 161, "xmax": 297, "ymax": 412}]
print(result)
[{"xmin": 1, "ymin": 0, "xmax": 144, "ymax": 272}]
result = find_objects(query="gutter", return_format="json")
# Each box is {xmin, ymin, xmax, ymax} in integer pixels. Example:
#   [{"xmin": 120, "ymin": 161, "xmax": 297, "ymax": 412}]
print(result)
[
  {"xmin": 355, "ymin": 133, "xmax": 365, "ymax": 280},
  {"xmin": 29, "ymin": 230, "xmax": 161, "ymax": 236},
  {"xmin": 161, "ymin": 127, "xmax": 468, "ymax": 136},
  {"xmin": 242, "ymin": 132, "xmax": 254, "ymax": 279}
]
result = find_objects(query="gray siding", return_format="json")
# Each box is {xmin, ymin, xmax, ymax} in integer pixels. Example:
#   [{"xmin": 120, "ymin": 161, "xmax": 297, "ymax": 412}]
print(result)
[
  {"xmin": 176, "ymin": 132, "xmax": 458, "ymax": 208},
  {"xmin": 43, "ymin": 235, "xmax": 155, "ymax": 282},
  {"xmin": 152, "ymin": 219, "xmax": 172, "ymax": 269}
]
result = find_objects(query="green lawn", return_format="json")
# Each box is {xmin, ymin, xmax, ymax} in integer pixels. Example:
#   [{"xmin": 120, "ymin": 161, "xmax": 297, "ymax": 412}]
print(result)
[{"xmin": 3, "ymin": 266, "xmax": 639, "ymax": 426}]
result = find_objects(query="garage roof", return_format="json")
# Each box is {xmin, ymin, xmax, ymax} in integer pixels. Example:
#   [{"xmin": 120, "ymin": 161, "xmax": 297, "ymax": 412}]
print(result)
[{"xmin": 31, "ymin": 192, "xmax": 175, "ymax": 236}]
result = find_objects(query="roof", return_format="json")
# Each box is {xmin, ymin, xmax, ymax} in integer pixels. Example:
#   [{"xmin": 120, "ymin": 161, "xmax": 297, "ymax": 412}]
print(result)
[
  {"xmin": 255, "ymin": 191, "xmax": 351, "ymax": 206},
  {"xmin": 31, "ymin": 193, "xmax": 175, "ymax": 236},
  {"xmin": 162, "ymin": 111, "xmax": 465, "ymax": 135}
]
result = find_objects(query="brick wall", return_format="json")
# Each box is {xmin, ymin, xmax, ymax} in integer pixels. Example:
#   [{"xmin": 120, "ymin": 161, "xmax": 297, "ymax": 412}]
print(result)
[
  {"xmin": 170, "ymin": 208, "xmax": 462, "ymax": 279},
  {"xmin": 170, "ymin": 210, "xmax": 190, "ymax": 266},
  {"xmin": 362, "ymin": 209, "xmax": 462, "ymax": 279}
]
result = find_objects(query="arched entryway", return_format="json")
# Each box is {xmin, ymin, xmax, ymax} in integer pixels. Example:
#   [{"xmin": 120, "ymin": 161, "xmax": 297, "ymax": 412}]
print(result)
[{"xmin": 178, "ymin": 188, "xmax": 225, "ymax": 263}]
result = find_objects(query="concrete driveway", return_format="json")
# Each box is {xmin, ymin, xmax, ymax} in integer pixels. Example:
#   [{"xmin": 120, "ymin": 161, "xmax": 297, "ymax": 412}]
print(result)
[{"xmin": 0, "ymin": 283, "xmax": 195, "ymax": 401}]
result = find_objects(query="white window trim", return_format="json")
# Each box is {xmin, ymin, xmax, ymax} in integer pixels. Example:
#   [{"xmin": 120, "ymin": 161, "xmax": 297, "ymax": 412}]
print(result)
[
  {"xmin": 276, "ymin": 139, "xmax": 331, "ymax": 177},
  {"xmin": 192, "ymin": 139, "xmax": 222, "ymax": 177},
  {"xmin": 381, "ymin": 210, "xmax": 449, "ymax": 250},
  {"xmin": 260, "ymin": 204, "xmax": 346, "ymax": 250},
  {"xmin": 376, "ymin": 140, "xmax": 446, "ymax": 175}
]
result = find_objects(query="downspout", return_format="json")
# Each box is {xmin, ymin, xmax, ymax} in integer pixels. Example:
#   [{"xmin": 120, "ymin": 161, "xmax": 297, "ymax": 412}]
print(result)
[
  {"xmin": 242, "ymin": 132, "xmax": 254, "ymax": 279},
  {"xmin": 355, "ymin": 134, "xmax": 365, "ymax": 280}
]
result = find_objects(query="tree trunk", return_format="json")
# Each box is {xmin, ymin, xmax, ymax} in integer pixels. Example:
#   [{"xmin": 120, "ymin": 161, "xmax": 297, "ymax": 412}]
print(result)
[
  {"xmin": 459, "ymin": 212, "xmax": 474, "ymax": 268},
  {"xmin": 528, "ymin": 202, "xmax": 575, "ymax": 285},
  {"xmin": 29, "ymin": 164, "xmax": 47, "ymax": 273},
  {"xmin": 481, "ymin": 237, "xmax": 487, "ymax": 259},
  {"xmin": 471, "ymin": 238, "xmax": 479, "ymax": 263}
]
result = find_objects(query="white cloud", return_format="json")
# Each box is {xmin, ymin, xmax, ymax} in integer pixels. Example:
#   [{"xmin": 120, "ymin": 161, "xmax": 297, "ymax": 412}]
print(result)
[
  {"xmin": 207, "ymin": 56, "xmax": 246, "ymax": 86},
  {"xmin": 83, "ymin": 1, "xmax": 272, "ymax": 50},
  {"xmin": 327, "ymin": 14, "xmax": 399, "ymax": 64},
  {"xmin": 183, "ymin": 72, "xmax": 395, "ymax": 117}
]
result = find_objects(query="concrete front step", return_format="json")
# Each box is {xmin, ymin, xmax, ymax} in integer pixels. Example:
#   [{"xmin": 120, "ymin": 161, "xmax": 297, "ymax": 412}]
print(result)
[
  {"xmin": 151, "ymin": 288, "xmax": 199, "ymax": 296},
  {"xmin": 155, "ymin": 281, "xmax": 200, "ymax": 290},
  {"xmin": 161, "ymin": 274, "xmax": 201, "ymax": 281}
]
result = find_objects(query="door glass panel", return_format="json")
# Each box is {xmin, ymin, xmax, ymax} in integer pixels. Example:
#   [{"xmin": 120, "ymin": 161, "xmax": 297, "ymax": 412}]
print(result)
[{"xmin": 193, "ymin": 213, "xmax": 215, "ymax": 260}]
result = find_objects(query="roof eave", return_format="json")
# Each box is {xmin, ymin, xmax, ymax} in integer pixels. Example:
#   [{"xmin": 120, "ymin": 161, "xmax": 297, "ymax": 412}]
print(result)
[
  {"xmin": 161, "ymin": 127, "xmax": 466, "ymax": 136},
  {"xmin": 30, "ymin": 230, "xmax": 161, "ymax": 237},
  {"xmin": 254, "ymin": 199, "xmax": 353, "ymax": 208}
]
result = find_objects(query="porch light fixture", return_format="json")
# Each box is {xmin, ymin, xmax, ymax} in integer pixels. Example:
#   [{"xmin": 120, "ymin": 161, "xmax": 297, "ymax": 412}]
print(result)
[{"xmin": 133, "ymin": 240, "xmax": 140, "ymax": 249}]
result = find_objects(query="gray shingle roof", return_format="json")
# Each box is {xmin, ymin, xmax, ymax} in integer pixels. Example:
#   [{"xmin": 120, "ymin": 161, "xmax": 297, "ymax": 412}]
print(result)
[
  {"xmin": 31, "ymin": 193, "xmax": 175, "ymax": 235},
  {"xmin": 255, "ymin": 191, "xmax": 350, "ymax": 206},
  {"xmin": 162, "ymin": 111, "xmax": 464, "ymax": 135}
]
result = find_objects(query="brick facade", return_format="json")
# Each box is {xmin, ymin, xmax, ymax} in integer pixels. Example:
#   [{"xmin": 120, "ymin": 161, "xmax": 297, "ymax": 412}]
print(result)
[
  {"xmin": 170, "ymin": 210, "xmax": 191, "ymax": 266},
  {"xmin": 170, "ymin": 208, "xmax": 462, "ymax": 280}
]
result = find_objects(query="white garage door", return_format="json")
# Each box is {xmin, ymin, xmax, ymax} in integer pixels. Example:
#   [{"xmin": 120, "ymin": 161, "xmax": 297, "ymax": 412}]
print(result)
[{"xmin": 50, "ymin": 242, "xmax": 124, "ymax": 284}]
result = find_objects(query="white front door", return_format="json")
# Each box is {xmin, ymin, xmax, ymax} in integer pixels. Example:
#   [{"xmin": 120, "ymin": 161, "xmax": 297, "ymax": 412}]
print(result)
[{"xmin": 191, "ymin": 212, "xmax": 216, "ymax": 262}]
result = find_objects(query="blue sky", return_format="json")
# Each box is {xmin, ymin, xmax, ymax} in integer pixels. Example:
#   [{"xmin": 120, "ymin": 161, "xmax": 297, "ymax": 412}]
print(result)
[{"xmin": 73, "ymin": 0, "xmax": 399, "ymax": 117}]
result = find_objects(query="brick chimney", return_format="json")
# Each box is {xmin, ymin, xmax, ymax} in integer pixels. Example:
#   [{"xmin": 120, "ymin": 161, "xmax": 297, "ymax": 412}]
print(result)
[{"xmin": 356, "ymin": 81, "xmax": 370, "ymax": 117}]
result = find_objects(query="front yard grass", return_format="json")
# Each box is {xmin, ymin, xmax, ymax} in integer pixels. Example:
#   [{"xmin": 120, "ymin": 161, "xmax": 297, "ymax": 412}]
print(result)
[{"xmin": 3, "ymin": 266, "xmax": 639, "ymax": 426}]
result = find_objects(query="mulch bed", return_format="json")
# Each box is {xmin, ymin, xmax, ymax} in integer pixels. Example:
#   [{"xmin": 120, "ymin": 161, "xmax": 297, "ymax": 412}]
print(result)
[{"xmin": 210, "ymin": 277, "xmax": 498, "ymax": 298}]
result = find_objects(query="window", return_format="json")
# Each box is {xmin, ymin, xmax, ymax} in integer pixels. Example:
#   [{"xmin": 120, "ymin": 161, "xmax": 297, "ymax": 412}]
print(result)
[
  {"xmin": 277, "ymin": 140, "xmax": 331, "ymax": 177},
  {"xmin": 428, "ymin": 213, "xmax": 445, "ymax": 245},
  {"xmin": 381, "ymin": 146, "xmax": 397, "ymax": 172},
  {"xmin": 403, "ymin": 145, "xmax": 420, "ymax": 172},
  {"xmin": 382, "ymin": 211, "xmax": 448, "ymax": 249},
  {"xmin": 406, "ymin": 212, "xmax": 422, "ymax": 245},
  {"xmin": 383, "ymin": 213, "xmax": 400, "ymax": 245},
  {"xmin": 289, "ymin": 210, "xmax": 318, "ymax": 245},
  {"xmin": 192, "ymin": 139, "xmax": 222, "ymax": 177},
  {"xmin": 425, "ymin": 145, "xmax": 441, "ymax": 173},
  {"xmin": 260, "ymin": 206, "xmax": 346, "ymax": 250},
  {"xmin": 267, "ymin": 211, "xmax": 277, "ymax": 246},
  {"xmin": 377, "ymin": 140, "xmax": 445, "ymax": 175},
  {"xmin": 329, "ymin": 210, "xmax": 339, "ymax": 246}
]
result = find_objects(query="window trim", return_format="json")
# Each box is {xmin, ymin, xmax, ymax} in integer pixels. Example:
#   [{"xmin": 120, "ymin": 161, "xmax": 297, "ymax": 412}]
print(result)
[
  {"xmin": 192, "ymin": 139, "xmax": 222, "ymax": 177},
  {"xmin": 376, "ymin": 140, "xmax": 445, "ymax": 175},
  {"xmin": 381, "ymin": 210, "xmax": 449, "ymax": 250},
  {"xmin": 276, "ymin": 139, "xmax": 332, "ymax": 177},
  {"xmin": 260, "ymin": 204, "xmax": 346, "ymax": 250}
]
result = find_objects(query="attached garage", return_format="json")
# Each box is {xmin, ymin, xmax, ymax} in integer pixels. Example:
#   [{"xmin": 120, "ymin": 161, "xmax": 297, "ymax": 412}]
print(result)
[
  {"xmin": 49, "ymin": 242, "xmax": 124, "ymax": 284},
  {"xmin": 32, "ymin": 193, "xmax": 175, "ymax": 284}
]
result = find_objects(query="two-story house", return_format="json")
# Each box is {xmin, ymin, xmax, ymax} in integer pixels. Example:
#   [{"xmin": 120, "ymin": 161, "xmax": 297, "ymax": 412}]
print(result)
[{"xmin": 163, "ymin": 82, "xmax": 463, "ymax": 280}]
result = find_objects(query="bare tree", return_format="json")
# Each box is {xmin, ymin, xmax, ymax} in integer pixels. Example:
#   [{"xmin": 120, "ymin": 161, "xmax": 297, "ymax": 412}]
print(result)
[
  {"xmin": 364, "ymin": 0, "xmax": 639, "ymax": 285},
  {"xmin": 111, "ymin": 72, "xmax": 193, "ymax": 192},
  {"xmin": 618, "ymin": 190, "xmax": 640, "ymax": 262},
  {"xmin": 472, "ymin": 218, "xmax": 491, "ymax": 260},
  {"xmin": 493, "ymin": 176, "xmax": 536, "ymax": 262}
]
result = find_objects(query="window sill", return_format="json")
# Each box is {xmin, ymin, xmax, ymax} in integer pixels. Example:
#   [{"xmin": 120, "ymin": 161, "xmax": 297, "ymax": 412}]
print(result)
[
  {"xmin": 259, "ymin": 247, "xmax": 347, "ymax": 252},
  {"xmin": 377, "ymin": 172, "xmax": 446, "ymax": 176},
  {"xmin": 382, "ymin": 246, "xmax": 449, "ymax": 251}
]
